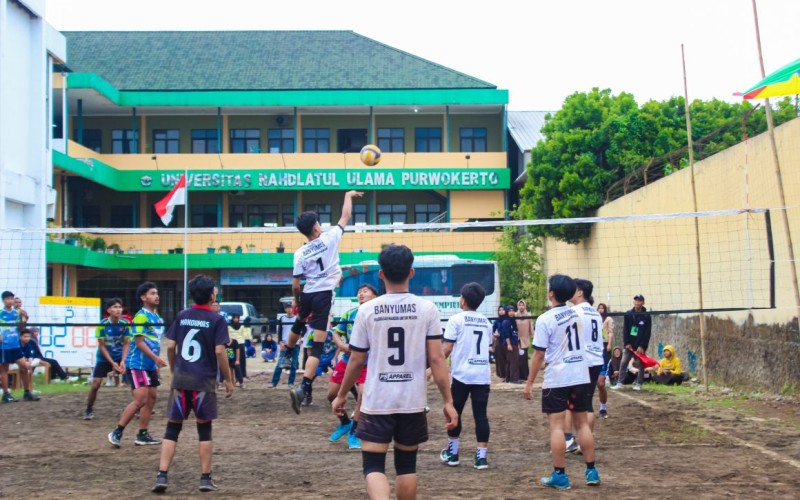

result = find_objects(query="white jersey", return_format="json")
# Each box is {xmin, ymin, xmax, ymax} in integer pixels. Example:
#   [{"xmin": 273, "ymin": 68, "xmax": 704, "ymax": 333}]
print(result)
[
  {"xmin": 292, "ymin": 225, "xmax": 344, "ymax": 294},
  {"xmin": 276, "ymin": 313, "xmax": 294, "ymax": 344},
  {"xmin": 573, "ymin": 302, "xmax": 604, "ymax": 367},
  {"xmin": 349, "ymin": 292, "xmax": 442, "ymax": 414},
  {"xmin": 443, "ymin": 310, "xmax": 492, "ymax": 385},
  {"xmin": 532, "ymin": 304, "xmax": 589, "ymax": 389}
]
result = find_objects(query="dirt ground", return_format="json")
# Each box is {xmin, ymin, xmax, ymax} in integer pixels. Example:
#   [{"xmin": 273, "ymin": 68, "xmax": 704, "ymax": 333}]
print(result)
[{"xmin": 1, "ymin": 364, "xmax": 799, "ymax": 499}]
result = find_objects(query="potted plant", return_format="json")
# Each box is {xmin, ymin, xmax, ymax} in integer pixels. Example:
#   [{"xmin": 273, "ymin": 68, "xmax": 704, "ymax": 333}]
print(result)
[
  {"xmin": 276, "ymin": 241, "xmax": 285, "ymax": 253},
  {"xmin": 235, "ymin": 245, "xmax": 243, "ymax": 254},
  {"xmin": 175, "ymin": 243, "xmax": 184, "ymax": 254},
  {"xmin": 91, "ymin": 237, "xmax": 107, "ymax": 252},
  {"xmin": 66, "ymin": 232, "xmax": 80, "ymax": 246},
  {"xmin": 154, "ymin": 248, "xmax": 163, "ymax": 254},
  {"xmin": 247, "ymin": 243, "xmax": 257, "ymax": 254},
  {"xmin": 168, "ymin": 248, "xmax": 175, "ymax": 254},
  {"xmin": 207, "ymin": 242, "xmax": 216, "ymax": 254},
  {"xmin": 107, "ymin": 243, "xmax": 122, "ymax": 254},
  {"xmin": 79, "ymin": 234, "xmax": 93, "ymax": 248},
  {"xmin": 47, "ymin": 221, "xmax": 63, "ymax": 243},
  {"xmin": 127, "ymin": 245, "xmax": 136, "ymax": 254},
  {"xmin": 219, "ymin": 245, "xmax": 232, "ymax": 254}
]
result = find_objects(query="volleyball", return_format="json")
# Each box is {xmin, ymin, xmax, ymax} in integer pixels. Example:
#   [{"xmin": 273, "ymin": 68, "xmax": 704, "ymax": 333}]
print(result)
[{"xmin": 360, "ymin": 144, "xmax": 381, "ymax": 166}]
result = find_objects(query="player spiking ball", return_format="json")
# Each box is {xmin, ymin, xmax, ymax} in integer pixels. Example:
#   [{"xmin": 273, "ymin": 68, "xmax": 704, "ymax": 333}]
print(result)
[{"xmin": 282, "ymin": 190, "xmax": 364, "ymax": 413}]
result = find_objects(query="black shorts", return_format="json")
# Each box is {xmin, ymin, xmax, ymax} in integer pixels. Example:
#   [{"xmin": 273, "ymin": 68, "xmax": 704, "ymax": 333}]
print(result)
[
  {"xmin": 92, "ymin": 359, "xmax": 122, "ymax": 378},
  {"xmin": 0, "ymin": 347, "xmax": 23, "ymax": 364},
  {"xmin": 586, "ymin": 364, "xmax": 603, "ymax": 411},
  {"xmin": 356, "ymin": 411, "xmax": 428, "ymax": 447},
  {"xmin": 166, "ymin": 389, "xmax": 218, "ymax": 421},
  {"xmin": 541, "ymin": 382, "xmax": 593, "ymax": 414},
  {"xmin": 298, "ymin": 290, "xmax": 334, "ymax": 332}
]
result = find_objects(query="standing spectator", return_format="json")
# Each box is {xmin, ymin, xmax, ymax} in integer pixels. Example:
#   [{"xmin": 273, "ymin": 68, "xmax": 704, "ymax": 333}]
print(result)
[
  {"xmin": 492, "ymin": 306, "xmax": 507, "ymax": 380},
  {"xmin": 261, "ymin": 334, "xmax": 278, "ymax": 362},
  {"xmin": 516, "ymin": 300, "xmax": 533, "ymax": 381},
  {"xmin": 502, "ymin": 306, "xmax": 520, "ymax": 383},
  {"xmin": 13, "ymin": 297, "xmax": 29, "ymax": 323},
  {"xmin": 611, "ymin": 294, "xmax": 652, "ymax": 391},
  {"xmin": 220, "ymin": 338, "xmax": 242, "ymax": 387},
  {"xmin": 595, "ymin": 303, "xmax": 614, "ymax": 418},
  {"xmin": 211, "ymin": 299, "xmax": 230, "ymax": 323},
  {"xmin": 271, "ymin": 302, "xmax": 300, "ymax": 388},
  {"xmin": 652, "ymin": 345, "xmax": 684, "ymax": 385},
  {"xmin": 1, "ymin": 291, "xmax": 37, "ymax": 402},
  {"xmin": 227, "ymin": 315, "xmax": 251, "ymax": 380}
]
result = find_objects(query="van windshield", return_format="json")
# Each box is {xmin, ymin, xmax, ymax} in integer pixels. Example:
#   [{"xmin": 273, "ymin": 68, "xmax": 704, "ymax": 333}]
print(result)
[
  {"xmin": 221, "ymin": 304, "xmax": 244, "ymax": 317},
  {"xmin": 338, "ymin": 264, "xmax": 494, "ymax": 297}
]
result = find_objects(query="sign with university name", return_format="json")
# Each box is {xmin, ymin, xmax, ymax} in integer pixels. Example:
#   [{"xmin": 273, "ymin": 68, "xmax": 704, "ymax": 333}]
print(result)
[{"xmin": 136, "ymin": 168, "xmax": 509, "ymax": 191}]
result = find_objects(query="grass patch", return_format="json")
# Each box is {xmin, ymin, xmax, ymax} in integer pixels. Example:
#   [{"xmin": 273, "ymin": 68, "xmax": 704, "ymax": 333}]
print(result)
[
  {"xmin": 6, "ymin": 373, "xmax": 90, "ymax": 397},
  {"xmin": 655, "ymin": 422, "xmax": 712, "ymax": 442}
]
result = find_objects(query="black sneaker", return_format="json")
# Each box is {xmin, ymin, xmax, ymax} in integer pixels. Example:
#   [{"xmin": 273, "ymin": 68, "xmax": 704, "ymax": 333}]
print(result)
[
  {"xmin": 289, "ymin": 387, "xmax": 305, "ymax": 414},
  {"xmin": 84, "ymin": 409, "xmax": 95, "ymax": 420},
  {"xmin": 599, "ymin": 409, "xmax": 608, "ymax": 419},
  {"xmin": 108, "ymin": 429, "xmax": 122, "ymax": 448},
  {"xmin": 199, "ymin": 476, "xmax": 218, "ymax": 492},
  {"xmin": 23, "ymin": 391, "xmax": 40, "ymax": 402},
  {"xmin": 134, "ymin": 432, "xmax": 161, "ymax": 446},
  {"xmin": 152, "ymin": 472, "xmax": 168, "ymax": 493},
  {"xmin": 300, "ymin": 395, "xmax": 313, "ymax": 407},
  {"xmin": 2, "ymin": 392, "xmax": 17, "ymax": 403}
]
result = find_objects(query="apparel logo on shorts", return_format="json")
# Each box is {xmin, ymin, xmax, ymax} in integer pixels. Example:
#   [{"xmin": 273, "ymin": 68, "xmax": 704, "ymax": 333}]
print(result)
[{"xmin": 379, "ymin": 372, "xmax": 414, "ymax": 382}]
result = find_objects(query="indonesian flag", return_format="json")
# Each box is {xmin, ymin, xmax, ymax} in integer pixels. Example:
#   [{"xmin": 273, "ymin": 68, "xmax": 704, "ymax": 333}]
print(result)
[{"xmin": 154, "ymin": 174, "xmax": 186, "ymax": 226}]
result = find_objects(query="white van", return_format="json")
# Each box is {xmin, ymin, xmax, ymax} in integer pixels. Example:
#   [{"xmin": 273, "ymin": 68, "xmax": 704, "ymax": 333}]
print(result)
[{"xmin": 220, "ymin": 302, "xmax": 258, "ymax": 323}]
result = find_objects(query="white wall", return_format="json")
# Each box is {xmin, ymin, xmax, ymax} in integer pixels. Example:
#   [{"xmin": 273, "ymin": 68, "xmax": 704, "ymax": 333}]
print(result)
[{"xmin": 0, "ymin": 0, "xmax": 63, "ymax": 313}]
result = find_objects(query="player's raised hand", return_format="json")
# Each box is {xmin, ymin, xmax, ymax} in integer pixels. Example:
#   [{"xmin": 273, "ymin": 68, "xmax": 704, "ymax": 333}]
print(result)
[
  {"xmin": 345, "ymin": 190, "xmax": 364, "ymax": 199},
  {"xmin": 225, "ymin": 380, "xmax": 234, "ymax": 399},
  {"xmin": 443, "ymin": 402, "xmax": 458, "ymax": 431},
  {"xmin": 331, "ymin": 394, "xmax": 347, "ymax": 417}
]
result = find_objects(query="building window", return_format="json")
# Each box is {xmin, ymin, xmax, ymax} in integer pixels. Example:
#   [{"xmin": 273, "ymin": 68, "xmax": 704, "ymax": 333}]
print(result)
[
  {"xmin": 377, "ymin": 128, "xmax": 404, "ymax": 153},
  {"xmin": 415, "ymin": 203, "xmax": 442, "ymax": 223},
  {"xmin": 460, "ymin": 128, "xmax": 487, "ymax": 152},
  {"xmin": 304, "ymin": 204, "xmax": 332, "ymax": 225},
  {"xmin": 77, "ymin": 205, "xmax": 101, "ymax": 227},
  {"xmin": 111, "ymin": 129, "xmax": 138, "ymax": 154},
  {"xmin": 377, "ymin": 204, "xmax": 407, "ymax": 224},
  {"xmin": 247, "ymin": 205, "xmax": 279, "ymax": 227},
  {"xmin": 230, "ymin": 205, "xmax": 245, "ymax": 228},
  {"xmin": 282, "ymin": 205, "xmax": 295, "ymax": 227},
  {"xmin": 110, "ymin": 205, "xmax": 134, "ymax": 228},
  {"xmin": 81, "ymin": 129, "xmax": 102, "ymax": 153},
  {"xmin": 303, "ymin": 128, "xmax": 330, "ymax": 153},
  {"xmin": 191, "ymin": 129, "xmax": 219, "ymax": 153},
  {"xmin": 268, "ymin": 128, "xmax": 295, "ymax": 153},
  {"xmin": 415, "ymin": 128, "xmax": 442, "ymax": 152},
  {"xmin": 352, "ymin": 204, "xmax": 368, "ymax": 224},
  {"xmin": 153, "ymin": 129, "xmax": 180, "ymax": 154},
  {"xmin": 231, "ymin": 129, "xmax": 261, "ymax": 153},
  {"xmin": 191, "ymin": 204, "xmax": 218, "ymax": 227}
]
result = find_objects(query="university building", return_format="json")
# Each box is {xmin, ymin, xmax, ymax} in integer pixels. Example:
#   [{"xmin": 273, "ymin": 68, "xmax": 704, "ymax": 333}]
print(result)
[{"xmin": 47, "ymin": 30, "xmax": 513, "ymax": 319}]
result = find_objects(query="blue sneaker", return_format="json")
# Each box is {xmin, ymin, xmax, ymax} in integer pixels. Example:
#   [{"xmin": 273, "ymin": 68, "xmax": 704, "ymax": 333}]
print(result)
[
  {"xmin": 329, "ymin": 421, "xmax": 353, "ymax": 442},
  {"xmin": 347, "ymin": 432, "xmax": 362, "ymax": 450},
  {"xmin": 540, "ymin": 471, "xmax": 570, "ymax": 490},
  {"xmin": 585, "ymin": 467, "xmax": 601, "ymax": 486}
]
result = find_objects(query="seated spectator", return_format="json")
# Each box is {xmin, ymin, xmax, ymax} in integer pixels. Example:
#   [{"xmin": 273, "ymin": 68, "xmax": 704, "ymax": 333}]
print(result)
[
  {"xmin": 261, "ymin": 334, "xmax": 278, "ymax": 362},
  {"xmin": 20, "ymin": 329, "xmax": 77, "ymax": 383},
  {"xmin": 626, "ymin": 358, "xmax": 653, "ymax": 384},
  {"xmin": 651, "ymin": 344, "xmax": 684, "ymax": 385},
  {"xmin": 607, "ymin": 346, "xmax": 623, "ymax": 385}
]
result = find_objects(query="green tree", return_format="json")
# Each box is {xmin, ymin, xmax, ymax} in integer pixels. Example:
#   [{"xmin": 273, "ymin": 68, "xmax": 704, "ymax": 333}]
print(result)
[
  {"xmin": 494, "ymin": 227, "xmax": 547, "ymax": 313},
  {"xmin": 518, "ymin": 88, "xmax": 797, "ymax": 243}
]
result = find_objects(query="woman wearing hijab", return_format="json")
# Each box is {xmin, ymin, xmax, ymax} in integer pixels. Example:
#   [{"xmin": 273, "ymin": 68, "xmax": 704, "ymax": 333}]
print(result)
[
  {"xmin": 502, "ymin": 305, "xmax": 520, "ymax": 383},
  {"xmin": 492, "ymin": 306, "xmax": 507, "ymax": 380}
]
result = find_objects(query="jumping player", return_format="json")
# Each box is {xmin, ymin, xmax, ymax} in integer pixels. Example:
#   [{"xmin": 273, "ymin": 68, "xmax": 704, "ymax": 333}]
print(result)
[
  {"xmin": 327, "ymin": 283, "xmax": 379, "ymax": 450},
  {"xmin": 331, "ymin": 244, "xmax": 457, "ymax": 500},
  {"xmin": 564, "ymin": 279, "xmax": 605, "ymax": 453},
  {"xmin": 439, "ymin": 282, "xmax": 493, "ymax": 470},
  {"xmin": 283, "ymin": 190, "xmax": 363, "ymax": 413},
  {"xmin": 152, "ymin": 275, "xmax": 233, "ymax": 493},
  {"xmin": 84, "ymin": 298, "xmax": 131, "ymax": 419},
  {"xmin": 523, "ymin": 274, "xmax": 600, "ymax": 490},
  {"xmin": 108, "ymin": 281, "xmax": 165, "ymax": 447}
]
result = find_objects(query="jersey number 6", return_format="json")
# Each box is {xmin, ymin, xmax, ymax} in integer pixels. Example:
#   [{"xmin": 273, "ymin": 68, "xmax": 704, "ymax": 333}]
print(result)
[{"xmin": 181, "ymin": 328, "xmax": 202, "ymax": 362}]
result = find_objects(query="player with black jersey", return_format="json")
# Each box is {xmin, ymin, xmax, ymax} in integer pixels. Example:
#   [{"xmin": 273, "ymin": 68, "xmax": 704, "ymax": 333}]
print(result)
[
  {"xmin": 283, "ymin": 190, "xmax": 363, "ymax": 413},
  {"xmin": 331, "ymin": 244, "xmax": 457, "ymax": 500},
  {"xmin": 151, "ymin": 275, "xmax": 233, "ymax": 494}
]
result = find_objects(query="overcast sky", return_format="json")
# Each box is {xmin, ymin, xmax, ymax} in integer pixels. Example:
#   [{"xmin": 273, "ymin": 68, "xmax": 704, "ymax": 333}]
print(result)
[{"xmin": 46, "ymin": 0, "xmax": 800, "ymax": 111}]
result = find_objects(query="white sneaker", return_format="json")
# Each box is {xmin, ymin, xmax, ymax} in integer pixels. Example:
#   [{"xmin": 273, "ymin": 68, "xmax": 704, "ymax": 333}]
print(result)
[
  {"xmin": 609, "ymin": 383, "xmax": 624, "ymax": 390},
  {"xmin": 66, "ymin": 376, "xmax": 79, "ymax": 382},
  {"xmin": 633, "ymin": 383, "xmax": 642, "ymax": 391}
]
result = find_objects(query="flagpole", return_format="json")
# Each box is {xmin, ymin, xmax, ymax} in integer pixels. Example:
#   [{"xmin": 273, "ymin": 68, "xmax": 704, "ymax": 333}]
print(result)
[{"xmin": 183, "ymin": 168, "xmax": 189, "ymax": 309}]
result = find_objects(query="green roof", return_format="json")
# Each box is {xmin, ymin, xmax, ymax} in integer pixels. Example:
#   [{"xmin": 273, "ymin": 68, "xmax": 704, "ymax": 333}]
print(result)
[{"xmin": 63, "ymin": 30, "xmax": 496, "ymax": 92}]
